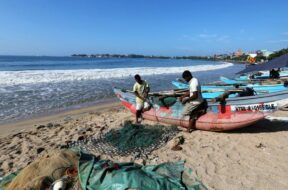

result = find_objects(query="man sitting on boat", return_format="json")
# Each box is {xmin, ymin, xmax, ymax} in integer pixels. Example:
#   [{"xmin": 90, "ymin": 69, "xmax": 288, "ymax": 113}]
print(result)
[
  {"xmin": 269, "ymin": 69, "xmax": 280, "ymax": 79},
  {"xmin": 133, "ymin": 74, "xmax": 151, "ymax": 123},
  {"xmin": 179, "ymin": 70, "xmax": 204, "ymax": 132}
]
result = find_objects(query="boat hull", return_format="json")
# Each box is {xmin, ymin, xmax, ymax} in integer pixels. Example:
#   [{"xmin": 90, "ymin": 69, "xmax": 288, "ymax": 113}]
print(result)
[
  {"xmin": 120, "ymin": 100, "xmax": 265, "ymax": 131},
  {"xmin": 113, "ymin": 88, "xmax": 287, "ymax": 131}
]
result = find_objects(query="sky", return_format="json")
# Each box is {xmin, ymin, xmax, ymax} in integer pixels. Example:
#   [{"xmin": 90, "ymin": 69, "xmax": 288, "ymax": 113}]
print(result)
[{"xmin": 0, "ymin": 0, "xmax": 288, "ymax": 56}]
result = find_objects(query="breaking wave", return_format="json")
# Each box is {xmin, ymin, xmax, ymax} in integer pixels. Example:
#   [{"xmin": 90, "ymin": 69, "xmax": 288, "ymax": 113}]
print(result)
[{"xmin": 0, "ymin": 62, "xmax": 233, "ymax": 85}]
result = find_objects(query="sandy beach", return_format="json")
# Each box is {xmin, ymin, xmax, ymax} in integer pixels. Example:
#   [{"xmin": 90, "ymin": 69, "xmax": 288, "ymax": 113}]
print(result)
[{"xmin": 0, "ymin": 102, "xmax": 287, "ymax": 190}]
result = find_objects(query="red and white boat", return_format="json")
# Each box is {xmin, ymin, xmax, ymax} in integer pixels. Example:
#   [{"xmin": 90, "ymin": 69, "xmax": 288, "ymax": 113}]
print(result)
[{"xmin": 114, "ymin": 88, "xmax": 288, "ymax": 131}]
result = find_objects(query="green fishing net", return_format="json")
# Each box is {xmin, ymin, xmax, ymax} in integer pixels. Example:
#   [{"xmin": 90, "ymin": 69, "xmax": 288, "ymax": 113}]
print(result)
[
  {"xmin": 68, "ymin": 121, "xmax": 178, "ymax": 158},
  {"xmin": 149, "ymin": 96, "xmax": 177, "ymax": 107}
]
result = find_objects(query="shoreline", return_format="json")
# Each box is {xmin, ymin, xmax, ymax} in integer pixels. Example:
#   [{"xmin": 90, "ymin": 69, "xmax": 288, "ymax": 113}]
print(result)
[
  {"xmin": 0, "ymin": 99, "xmax": 287, "ymax": 189},
  {"xmin": 0, "ymin": 100, "xmax": 121, "ymax": 138},
  {"xmin": 1, "ymin": 94, "xmax": 287, "ymax": 138}
]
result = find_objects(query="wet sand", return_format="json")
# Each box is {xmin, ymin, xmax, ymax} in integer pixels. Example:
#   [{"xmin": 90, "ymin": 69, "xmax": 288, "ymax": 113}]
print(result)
[{"xmin": 0, "ymin": 103, "xmax": 287, "ymax": 190}]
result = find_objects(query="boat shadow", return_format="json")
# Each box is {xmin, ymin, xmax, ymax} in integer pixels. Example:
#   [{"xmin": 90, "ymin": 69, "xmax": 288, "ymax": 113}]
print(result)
[{"xmin": 227, "ymin": 119, "xmax": 288, "ymax": 133}]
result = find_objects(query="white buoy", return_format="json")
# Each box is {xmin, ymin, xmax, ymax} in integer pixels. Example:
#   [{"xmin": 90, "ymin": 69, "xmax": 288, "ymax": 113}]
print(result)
[{"xmin": 52, "ymin": 179, "xmax": 66, "ymax": 190}]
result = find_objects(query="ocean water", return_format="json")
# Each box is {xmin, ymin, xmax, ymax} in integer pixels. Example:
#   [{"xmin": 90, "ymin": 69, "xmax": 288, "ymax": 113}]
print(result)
[{"xmin": 0, "ymin": 56, "xmax": 244, "ymax": 124}]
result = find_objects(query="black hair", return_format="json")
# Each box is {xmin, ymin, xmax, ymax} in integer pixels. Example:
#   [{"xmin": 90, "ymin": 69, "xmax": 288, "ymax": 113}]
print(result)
[
  {"xmin": 182, "ymin": 70, "xmax": 192, "ymax": 79},
  {"xmin": 134, "ymin": 74, "xmax": 141, "ymax": 80}
]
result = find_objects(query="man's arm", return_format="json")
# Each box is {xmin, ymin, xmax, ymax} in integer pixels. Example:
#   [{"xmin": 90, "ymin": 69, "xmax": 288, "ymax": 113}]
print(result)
[
  {"xmin": 134, "ymin": 91, "xmax": 145, "ymax": 101},
  {"xmin": 180, "ymin": 91, "xmax": 198, "ymax": 104},
  {"xmin": 179, "ymin": 91, "xmax": 190, "ymax": 102},
  {"xmin": 187, "ymin": 91, "xmax": 199, "ymax": 101},
  {"xmin": 143, "ymin": 87, "xmax": 150, "ymax": 99},
  {"xmin": 146, "ymin": 86, "xmax": 150, "ymax": 93},
  {"xmin": 180, "ymin": 79, "xmax": 199, "ymax": 103},
  {"xmin": 142, "ymin": 82, "xmax": 150, "ymax": 99}
]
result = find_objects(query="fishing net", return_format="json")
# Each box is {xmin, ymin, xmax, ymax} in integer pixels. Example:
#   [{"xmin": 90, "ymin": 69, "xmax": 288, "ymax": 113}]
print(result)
[
  {"xmin": 149, "ymin": 96, "xmax": 177, "ymax": 107},
  {"xmin": 68, "ymin": 121, "xmax": 179, "ymax": 158}
]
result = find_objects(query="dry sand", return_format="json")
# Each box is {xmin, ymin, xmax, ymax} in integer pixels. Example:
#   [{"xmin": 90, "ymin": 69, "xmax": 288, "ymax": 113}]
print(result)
[{"xmin": 0, "ymin": 103, "xmax": 288, "ymax": 190}]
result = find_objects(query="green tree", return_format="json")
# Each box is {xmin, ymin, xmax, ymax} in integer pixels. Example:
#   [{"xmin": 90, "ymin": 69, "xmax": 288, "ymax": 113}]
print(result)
[{"xmin": 268, "ymin": 48, "xmax": 288, "ymax": 60}]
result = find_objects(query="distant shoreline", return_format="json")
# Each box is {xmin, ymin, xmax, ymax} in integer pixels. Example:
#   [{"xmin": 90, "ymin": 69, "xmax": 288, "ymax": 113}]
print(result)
[
  {"xmin": 71, "ymin": 53, "xmax": 247, "ymax": 64},
  {"xmin": 0, "ymin": 54, "xmax": 246, "ymax": 64}
]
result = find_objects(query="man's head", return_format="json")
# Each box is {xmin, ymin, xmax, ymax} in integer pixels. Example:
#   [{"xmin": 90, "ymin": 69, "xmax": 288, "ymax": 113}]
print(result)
[
  {"xmin": 182, "ymin": 70, "xmax": 192, "ymax": 82},
  {"xmin": 134, "ymin": 74, "xmax": 142, "ymax": 84}
]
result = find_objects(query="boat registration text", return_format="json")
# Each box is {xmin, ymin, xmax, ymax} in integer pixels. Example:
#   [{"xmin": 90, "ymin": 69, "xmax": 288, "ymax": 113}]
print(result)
[{"xmin": 231, "ymin": 102, "xmax": 277, "ymax": 112}]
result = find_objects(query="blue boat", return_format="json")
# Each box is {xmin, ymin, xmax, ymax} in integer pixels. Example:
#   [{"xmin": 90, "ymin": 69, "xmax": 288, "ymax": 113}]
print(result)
[
  {"xmin": 172, "ymin": 80, "xmax": 288, "ymax": 99},
  {"xmin": 219, "ymin": 76, "xmax": 247, "ymax": 85},
  {"xmin": 235, "ymin": 70, "xmax": 288, "ymax": 81},
  {"xmin": 219, "ymin": 76, "xmax": 288, "ymax": 89}
]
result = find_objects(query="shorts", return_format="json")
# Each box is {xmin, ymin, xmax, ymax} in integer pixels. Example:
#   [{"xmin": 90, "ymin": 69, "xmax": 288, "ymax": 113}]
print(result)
[
  {"xmin": 136, "ymin": 101, "xmax": 151, "ymax": 111},
  {"xmin": 182, "ymin": 103, "xmax": 201, "ymax": 117}
]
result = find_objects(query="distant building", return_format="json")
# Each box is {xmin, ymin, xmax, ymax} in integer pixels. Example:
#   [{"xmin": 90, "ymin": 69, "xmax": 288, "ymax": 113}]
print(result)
[
  {"xmin": 248, "ymin": 53, "xmax": 257, "ymax": 58},
  {"xmin": 233, "ymin": 49, "xmax": 244, "ymax": 57},
  {"xmin": 214, "ymin": 54, "xmax": 230, "ymax": 59},
  {"xmin": 256, "ymin": 49, "xmax": 274, "ymax": 57}
]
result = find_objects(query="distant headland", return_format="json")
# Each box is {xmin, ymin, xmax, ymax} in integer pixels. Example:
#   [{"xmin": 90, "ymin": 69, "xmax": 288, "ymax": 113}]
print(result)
[
  {"xmin": 72, "ymin": 48, "xmax": 288, "ymax": 64},
  {"xmin": 71, "ymin": 53, "xmax": 218, "ymax": 61}
]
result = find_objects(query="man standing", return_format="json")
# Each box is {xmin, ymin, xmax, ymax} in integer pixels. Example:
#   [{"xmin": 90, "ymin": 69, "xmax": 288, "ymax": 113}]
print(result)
[
  {"xmin": 179, "ymin": 70, "xmax": 203, "ymax": 132},
  {"xmin": 133, "ymin": 74, "xmax": 150, "ymax": 123}
]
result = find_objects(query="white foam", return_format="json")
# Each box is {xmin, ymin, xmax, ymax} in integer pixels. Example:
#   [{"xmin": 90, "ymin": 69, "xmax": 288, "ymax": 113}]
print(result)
[{"xmin": 0, "ymin": 62, "xmax": 233, "ymax": 85}]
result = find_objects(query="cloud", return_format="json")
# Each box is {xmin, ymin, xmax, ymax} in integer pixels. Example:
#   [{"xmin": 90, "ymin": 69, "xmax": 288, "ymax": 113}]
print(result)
[
  {"xmin": 266, "ymin": 39, "xmax": 288, "ymax": 43},
  {"xmin": 282, "ymin": 32, "xmax": 288, "ymax": 35}
]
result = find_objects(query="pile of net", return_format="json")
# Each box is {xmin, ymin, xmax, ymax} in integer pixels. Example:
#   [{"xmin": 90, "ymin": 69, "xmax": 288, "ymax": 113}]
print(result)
[
  {"xmin": 68, "ymin": 121, "xmax": 179, "ymax": 158},
  {"xmin": 1, "ymin": 149, "xmax": 208, "ymax": 190}
]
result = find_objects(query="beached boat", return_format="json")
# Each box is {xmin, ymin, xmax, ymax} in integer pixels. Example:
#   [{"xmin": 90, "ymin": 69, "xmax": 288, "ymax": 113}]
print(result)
[
  {"xmin": 171, "ymin": 80, "xmax": 288, "ymax": 98},
  {"xmin": 173, "ymin": 79, "xmax": 287, "ymax": 90},
  {"xmin": 114, "ymin": 88, "xmax": 288, "ymax": 131},
  {"xmin": 235, "ymin": 70, "xmax": 288, "ymax": 81},
  {"xmin": 219, "ymin": 76, "xmax": 288, "ymax": 86}
]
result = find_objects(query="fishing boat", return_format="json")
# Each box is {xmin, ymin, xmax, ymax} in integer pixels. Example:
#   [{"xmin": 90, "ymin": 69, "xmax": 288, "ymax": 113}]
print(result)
[
  {"xmin": 114, "ymin": 87, "xmax": 288, "ymax": 131},
  {"xmin": 219, "ymin": 76, "xmax": 288, "ymax": 86},
  {"xmin": 233, "ymin": 54, "xmax": 288, "ymax": 82},
  {"xmin": 236, "ymin": 70, "xmax": 288, "ymax": 80},
  {"xmin": 171, "ymin": 80, "xmax": 288, "ymax": 98},
  {"xmin": 171, "ymin": 81, "xmax": 237, "ymax": 98}
]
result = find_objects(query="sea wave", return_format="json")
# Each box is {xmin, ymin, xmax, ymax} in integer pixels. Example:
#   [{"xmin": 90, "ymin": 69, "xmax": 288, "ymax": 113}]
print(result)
[{"xmin": 0, "ymin": 62, "xmax": 233, "ymax": 85}]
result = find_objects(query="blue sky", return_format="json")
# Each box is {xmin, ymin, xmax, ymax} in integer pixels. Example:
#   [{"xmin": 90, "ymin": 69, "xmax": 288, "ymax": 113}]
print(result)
[{"xmin": 0, "ymin": 0, "xmax": 288, "ymax": 56}]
